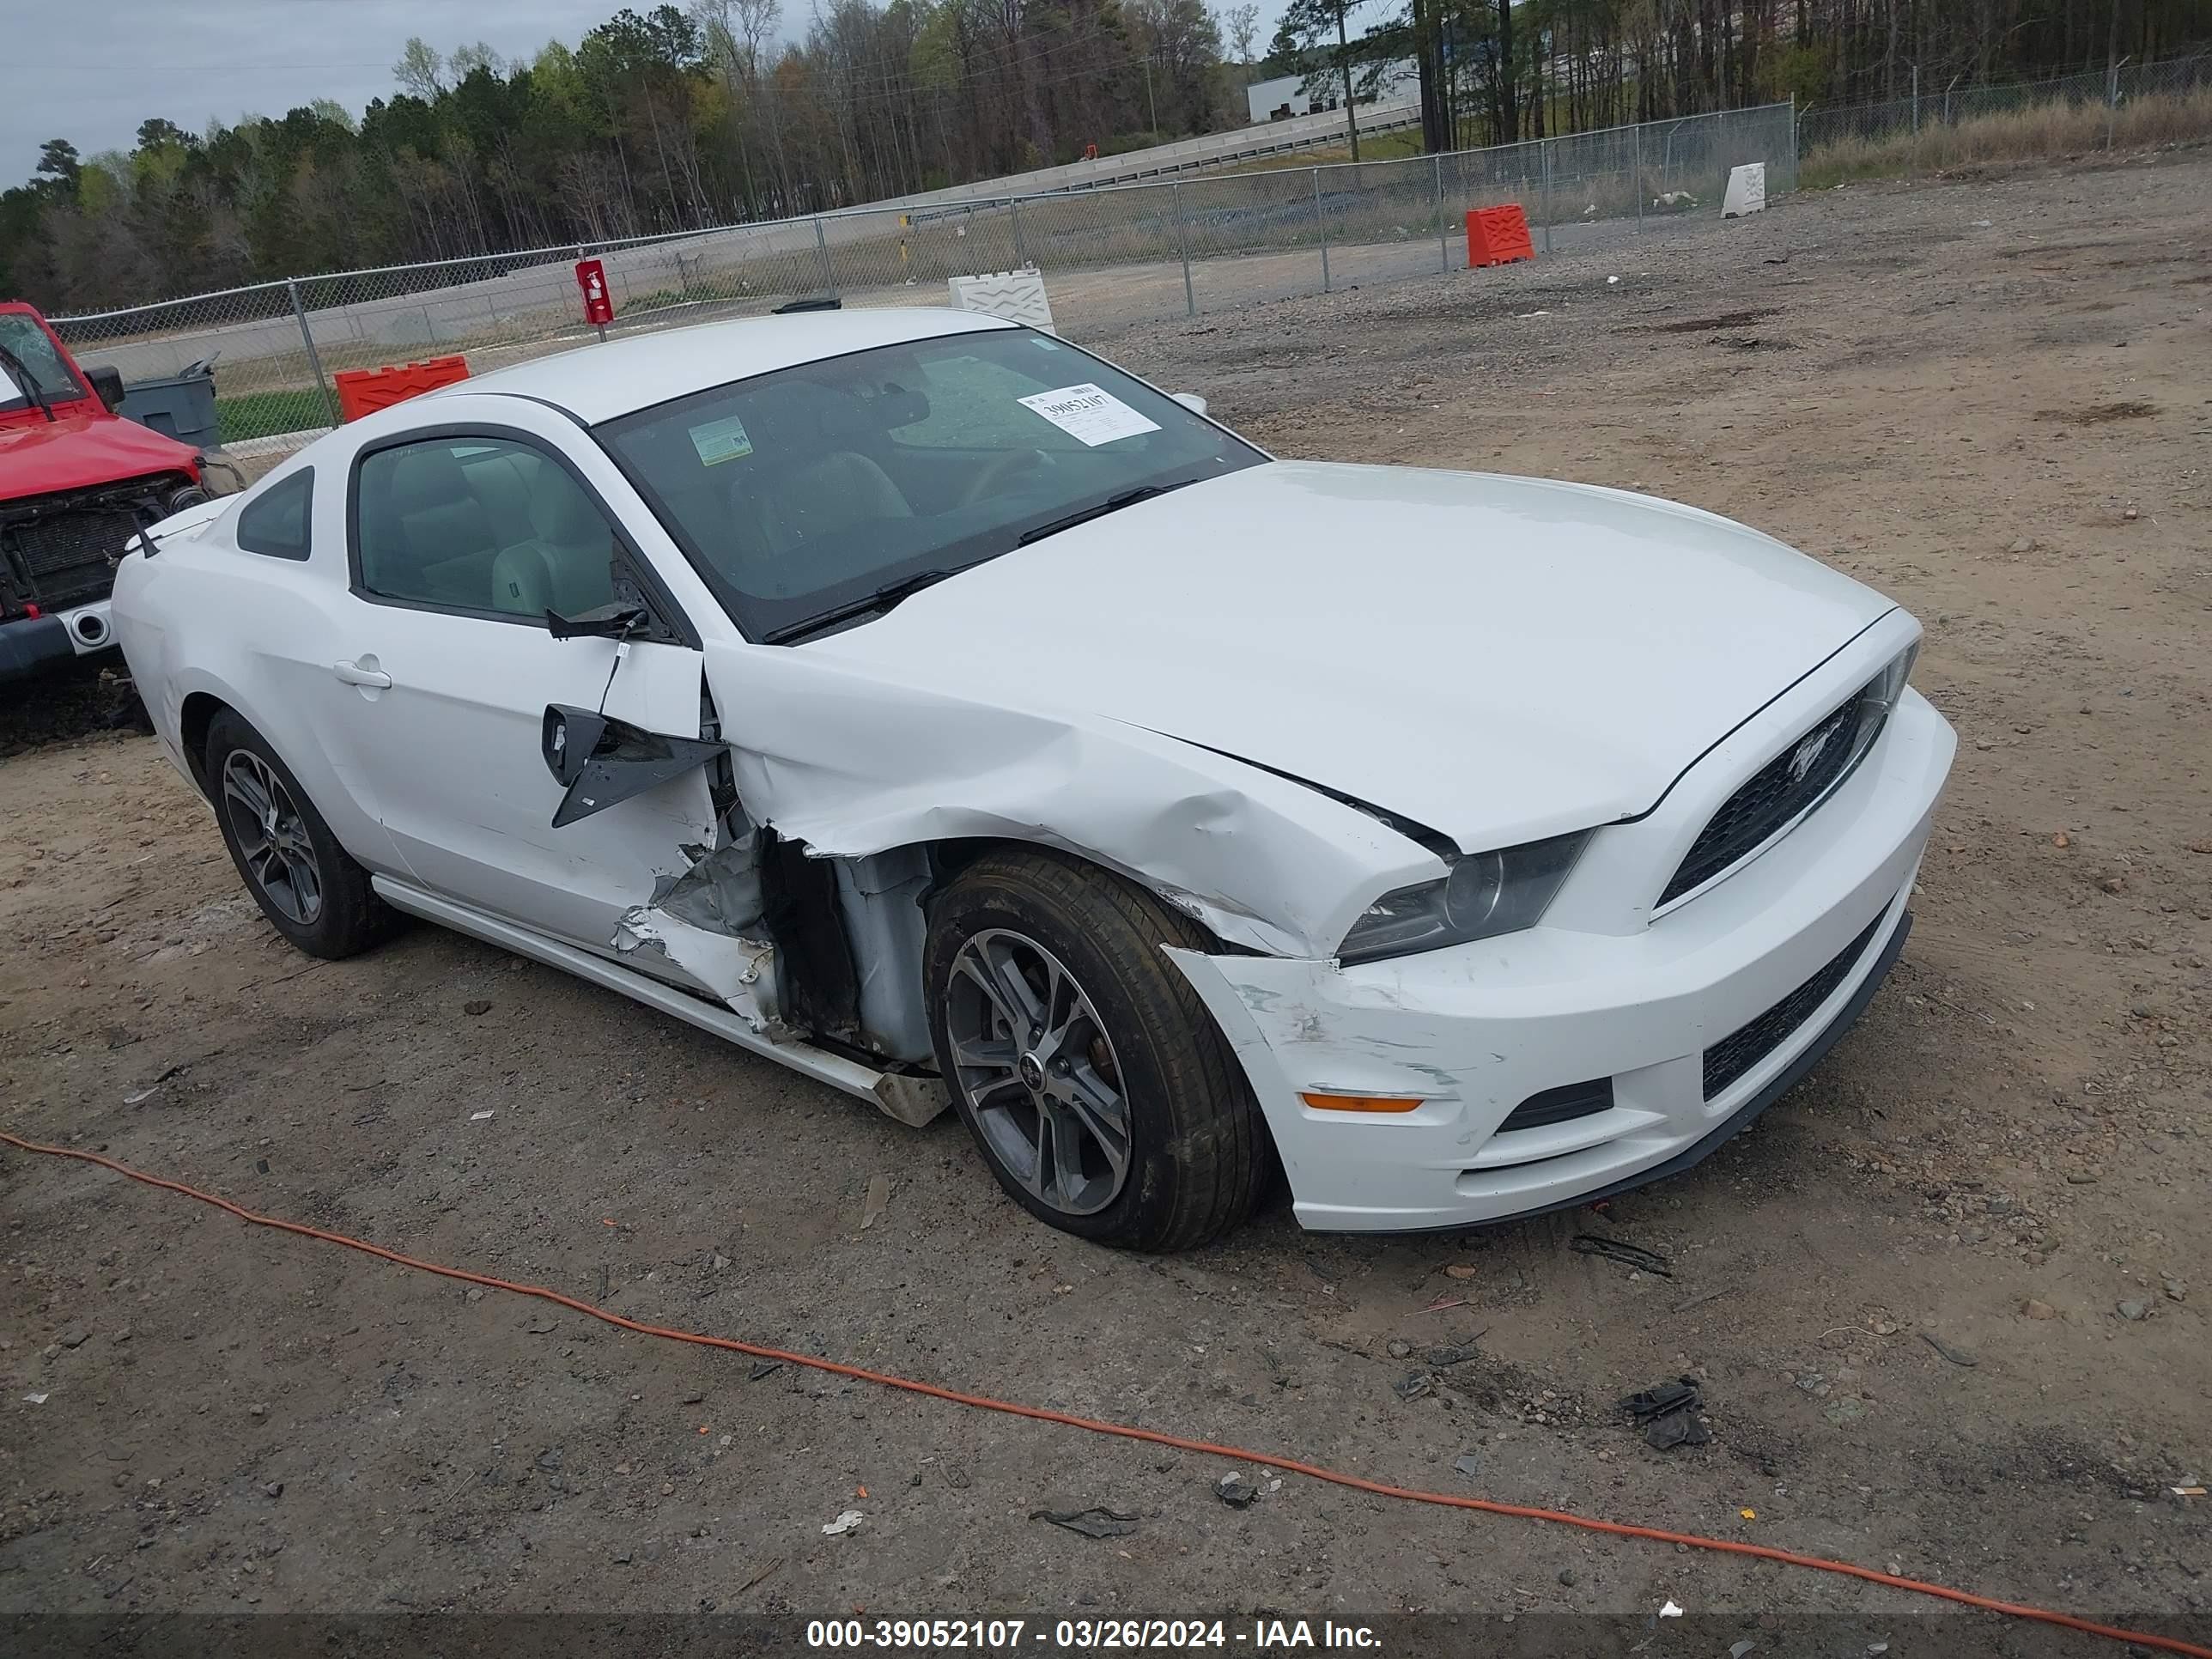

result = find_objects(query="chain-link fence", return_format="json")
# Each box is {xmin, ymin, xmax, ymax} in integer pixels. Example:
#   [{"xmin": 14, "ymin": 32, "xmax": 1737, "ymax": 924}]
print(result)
[
  {"xmin": 49, "ymin": 104, "xmax": 1796, "ymax": 470},
  {"xmin": 1800, "ymin": 51, "xmax": 2212, "ymax": 152}
]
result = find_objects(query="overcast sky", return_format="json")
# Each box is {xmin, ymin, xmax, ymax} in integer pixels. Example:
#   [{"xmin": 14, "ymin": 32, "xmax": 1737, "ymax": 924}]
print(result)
[{"xmin": 5, "ymin": 0, "xmax": 1297, "ymax": 189}]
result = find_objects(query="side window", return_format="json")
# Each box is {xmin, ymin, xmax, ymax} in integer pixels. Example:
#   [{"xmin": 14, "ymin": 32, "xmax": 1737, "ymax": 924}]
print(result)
[
  {"xmin": 234, "ymin": 469, "xmax": 313, "ymax": 561},
  {"xmin": 353, "ymin": 435, "xmax": 619, "ymax": 619}
]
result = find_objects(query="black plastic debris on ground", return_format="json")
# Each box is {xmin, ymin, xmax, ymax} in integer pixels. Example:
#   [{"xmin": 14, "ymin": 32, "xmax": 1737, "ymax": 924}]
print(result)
[
  {"xmin": 1214, "ymin": 1474, "xmax": 1259, "ymax": 1509},
  {"xmin": 1030, "ymin": 1506, "xmax": 1139, "ymax": 1539},
  {"xmin": 1621, "ymin": 1376, "xmax": 1711, "ymax": 1449},
  {"xmin": 1571, "ymin": 1233, "xmax": 1674, "ymax": 1276}
]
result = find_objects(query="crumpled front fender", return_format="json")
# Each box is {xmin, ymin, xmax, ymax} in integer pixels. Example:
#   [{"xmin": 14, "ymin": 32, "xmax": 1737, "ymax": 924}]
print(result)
[{"xmin": 702, "ymin": 640, "xmax": 1437, "ymax": 957}]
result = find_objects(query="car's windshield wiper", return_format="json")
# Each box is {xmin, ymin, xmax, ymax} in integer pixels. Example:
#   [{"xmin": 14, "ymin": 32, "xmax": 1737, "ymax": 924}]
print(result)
[
  {"xmin": 1016, "ymin": 481, "xmax": 1191, "ymax": 547},
  {"xmin": 0, "ymin": 342, "xmax": 55, "ymax": 423},
  {"xmin": 762, "ymin": 567, "xmax": 962, "ymax": 646}
]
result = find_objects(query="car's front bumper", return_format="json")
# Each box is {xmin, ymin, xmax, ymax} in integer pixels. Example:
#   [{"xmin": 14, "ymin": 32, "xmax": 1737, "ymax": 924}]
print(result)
[
  {"xmin": 0, "ymin": 612, "xmax": 75, "ymax": 684},
  {"xmin": 1168, "ymin": 679, "xmax": 1955, "ymax": 1231},
  {"xmin": 0, "ymin": 602, "xmax": 118, "ymax": 684}
]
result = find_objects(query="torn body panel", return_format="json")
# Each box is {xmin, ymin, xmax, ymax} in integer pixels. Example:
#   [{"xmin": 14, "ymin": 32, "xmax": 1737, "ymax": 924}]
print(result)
[
  {"xmin": 613, "ymin": 817, "xmax": 780, "ymax": 1030},
  {"xmin": 697, "ymin": 639, "xmax": 1441, "ymax": 961},
  {"xmin": 608, "ymin": 815, "xmax": 948, "ymax": 1121},
  {"xmin": 614, "ymin": 909, "xmax": 780, "ymax": 1027}
]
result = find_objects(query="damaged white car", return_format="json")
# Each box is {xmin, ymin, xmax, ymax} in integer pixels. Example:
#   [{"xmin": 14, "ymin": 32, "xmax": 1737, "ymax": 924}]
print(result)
[{"xmin": 114, "ymin": 309, "xmax": 1954, "ymax": 1250}]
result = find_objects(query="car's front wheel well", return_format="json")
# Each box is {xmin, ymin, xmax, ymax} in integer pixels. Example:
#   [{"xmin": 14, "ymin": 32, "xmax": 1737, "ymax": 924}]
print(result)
[{"xmin": 921, "ymin": 836, "xmax": 1238, "ymax": 951}]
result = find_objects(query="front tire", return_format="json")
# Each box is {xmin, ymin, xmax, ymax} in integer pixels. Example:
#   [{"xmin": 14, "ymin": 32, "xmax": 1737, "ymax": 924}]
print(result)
[
  {"xmin": 204, "ymin": 709, "xmax": 396, "ymax": 960},
  {"xmin": 925, "ymin": 848, "xmax": 1269, "ymax": 1251}
]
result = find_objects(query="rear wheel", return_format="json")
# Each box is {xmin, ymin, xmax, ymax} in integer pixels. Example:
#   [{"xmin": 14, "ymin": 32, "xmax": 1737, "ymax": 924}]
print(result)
[
  {"xmin": 926, "ymin": 848, "xmax": 1269, "ymax": 1251},
  {"xmin": 204, "ymin": 709, "xmax": 396, "ymax": 960}
]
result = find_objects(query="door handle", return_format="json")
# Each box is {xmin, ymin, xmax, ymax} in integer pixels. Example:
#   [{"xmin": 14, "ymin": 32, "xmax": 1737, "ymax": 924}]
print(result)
[{"xmin": 332, "ymin": 659, "xmax": 393, "ymax": 689}]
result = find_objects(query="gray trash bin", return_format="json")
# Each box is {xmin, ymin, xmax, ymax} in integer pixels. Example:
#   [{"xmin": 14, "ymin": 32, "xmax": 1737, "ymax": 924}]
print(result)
[{"xmin": 113, "ymin": 362, "xmax": 221, "ymax": 453}]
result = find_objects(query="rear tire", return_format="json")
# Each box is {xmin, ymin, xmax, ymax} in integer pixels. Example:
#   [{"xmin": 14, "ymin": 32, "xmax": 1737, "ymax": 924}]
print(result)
[
  {"xmin": 925, "ymin": 848, "xmax": 1269, "ymax": 1251},
  {"xmin": 204, "ymin": 709, "xmax": 396, "ymax": 960}
]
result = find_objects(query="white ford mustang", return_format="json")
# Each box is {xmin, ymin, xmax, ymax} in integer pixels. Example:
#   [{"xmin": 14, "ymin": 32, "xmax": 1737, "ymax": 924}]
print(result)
[{"xmin": 114, "ymin": 308, "xmax": 1954, "ymax": 1249}]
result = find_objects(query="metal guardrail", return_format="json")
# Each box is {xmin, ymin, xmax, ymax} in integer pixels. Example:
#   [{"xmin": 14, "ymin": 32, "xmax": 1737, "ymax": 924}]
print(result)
[{"xmin": 52, "ymin": 105, "xmax": 1796, "ymax": 466}]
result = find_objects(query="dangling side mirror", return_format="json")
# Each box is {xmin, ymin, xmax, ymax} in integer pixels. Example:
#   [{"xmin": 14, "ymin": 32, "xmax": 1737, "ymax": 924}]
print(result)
[{"xmin": 540, "ymin": 702, "xmax": 722, "ymax": 827}]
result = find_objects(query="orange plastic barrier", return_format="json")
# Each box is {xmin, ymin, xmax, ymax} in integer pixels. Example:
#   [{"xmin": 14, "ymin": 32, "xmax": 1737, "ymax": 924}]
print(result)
[
  {"xmin": 1465, "ymin": 205, "xmax": 1535, "ymax": 268},
  {"xmin": 331, "ymin": 355, "xmax": 471, "ymax": 422}
]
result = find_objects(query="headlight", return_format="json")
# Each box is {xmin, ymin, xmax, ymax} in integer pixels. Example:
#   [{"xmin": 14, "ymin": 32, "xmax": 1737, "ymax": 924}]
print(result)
[
  {"xmin": 1339, "ymin": 830, "xmax": 1590, "ymax": 964},
  {"xmin": 1850, "ymin": 642, "xmax": 1917, "ymax": 768}
]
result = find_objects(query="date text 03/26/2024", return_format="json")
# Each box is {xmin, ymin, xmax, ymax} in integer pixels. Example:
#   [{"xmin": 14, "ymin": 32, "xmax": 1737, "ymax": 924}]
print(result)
[{"xmin": 805, "ymin": 1619, "xmax": 1381, "ymax": 1650}]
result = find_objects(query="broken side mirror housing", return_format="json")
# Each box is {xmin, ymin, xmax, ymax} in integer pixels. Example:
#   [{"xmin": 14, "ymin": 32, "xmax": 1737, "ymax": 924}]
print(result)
[
  {"xmin": 540, "ymin": 702, "xmax": 723, "ymax": 827},
  {"xmin": 542, "ymin": 703, "xmax": 609, "ymax": 788}
]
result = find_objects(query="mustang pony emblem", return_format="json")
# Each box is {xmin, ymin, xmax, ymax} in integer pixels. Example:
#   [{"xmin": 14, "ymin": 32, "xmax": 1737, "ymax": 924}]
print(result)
[{"xmin": 1789, "ymin": 718, "xmax": 1844, "ymax": 786}]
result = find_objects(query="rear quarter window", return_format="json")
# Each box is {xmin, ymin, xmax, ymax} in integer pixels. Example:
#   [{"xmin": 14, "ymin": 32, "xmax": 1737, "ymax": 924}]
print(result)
[{"xmin": 234, "ymin": 470, "xmax": 313, "ymax": 561}]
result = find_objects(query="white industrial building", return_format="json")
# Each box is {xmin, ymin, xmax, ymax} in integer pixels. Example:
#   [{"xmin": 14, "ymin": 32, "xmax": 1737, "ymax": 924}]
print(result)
[{"xmin": 1246, "ymin": 60, "xmax": 1419, "ymax": 125}]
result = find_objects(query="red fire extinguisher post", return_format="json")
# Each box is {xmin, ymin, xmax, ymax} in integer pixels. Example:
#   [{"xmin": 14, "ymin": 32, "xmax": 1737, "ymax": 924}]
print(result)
[{"xmin": 574, "ymin": 258, "xmax": 614, "ymax": 341}]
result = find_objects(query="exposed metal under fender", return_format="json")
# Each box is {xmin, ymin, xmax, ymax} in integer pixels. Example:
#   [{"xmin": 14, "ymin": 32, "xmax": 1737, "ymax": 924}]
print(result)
[
  {"xmin": 833, "ymin": 848, "xmax": 934, "ymax": 1065},
  {"xmin": 698, "ymin": 641, "xmax": 1442, "ymax": 959},
  {"xmin": 603, "ymin": 827, "xmax": 950, "ymax": 1126}
]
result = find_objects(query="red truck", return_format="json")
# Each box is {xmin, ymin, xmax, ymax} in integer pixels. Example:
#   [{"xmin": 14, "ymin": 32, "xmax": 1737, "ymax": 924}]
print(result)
[{"xmin": 2, "ymin": 301, "xmax": 225, "ymax": 683}]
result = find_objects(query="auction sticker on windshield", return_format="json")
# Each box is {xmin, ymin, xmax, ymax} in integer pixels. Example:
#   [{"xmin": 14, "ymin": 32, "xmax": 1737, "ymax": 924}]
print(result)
[
  {"xmin": 690, "ymin": 414, "xmax": 755, "ymax": 465},
  {"xmin": 1017, "ymin": 384, "xmax": 1161, "ymax": 447}
]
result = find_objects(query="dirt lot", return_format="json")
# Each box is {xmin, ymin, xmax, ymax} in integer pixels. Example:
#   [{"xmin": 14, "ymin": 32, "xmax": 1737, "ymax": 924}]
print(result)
[{"xmin": 3, "ymin": 152, "xmax": 2209, "ymax": 1647}]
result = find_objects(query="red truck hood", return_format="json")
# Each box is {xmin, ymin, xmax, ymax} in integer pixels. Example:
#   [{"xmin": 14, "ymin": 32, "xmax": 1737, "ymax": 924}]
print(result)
[{"xmin": 0, "ymin": 408, "xmax": 200, "ymax": 501}]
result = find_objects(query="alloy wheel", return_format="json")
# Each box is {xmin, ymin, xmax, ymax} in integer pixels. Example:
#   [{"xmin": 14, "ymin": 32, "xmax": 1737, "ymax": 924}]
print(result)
[
  {"xmin": 944, "ymin": 927, "xmax": 1133, "ymax": 1217},
  {"xmin": 220, "ymin": 749, "xmax": 324, "ymax": 927}
]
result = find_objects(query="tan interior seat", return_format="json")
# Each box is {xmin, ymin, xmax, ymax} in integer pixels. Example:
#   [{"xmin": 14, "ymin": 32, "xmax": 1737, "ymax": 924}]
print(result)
[{"xmin": 489, "ymin": 472, "xmax": 617, "ymax": 617}]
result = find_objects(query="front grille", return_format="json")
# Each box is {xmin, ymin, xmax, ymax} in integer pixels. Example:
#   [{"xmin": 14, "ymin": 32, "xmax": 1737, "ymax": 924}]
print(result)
[
  {"xmin": 1702, "ymin": 911, "xmax": 1886, "ymax": 1099},
  {"xmin": 1498, "ymin": 1077, "xmax": 1614, "ymax": 1132},
  {"xmin": 3, "ymin": 502, "xmax": 149, "ymax": 611},
  {"xmin": 1659, "ymin": 686, "xmax": 1870, "ymax": 906}
]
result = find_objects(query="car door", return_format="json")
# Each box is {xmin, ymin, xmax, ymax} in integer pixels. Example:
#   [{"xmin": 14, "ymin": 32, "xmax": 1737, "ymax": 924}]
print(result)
[{"xmin": 312, "ymin": 410, "xmax": 718, "ymax": 955}]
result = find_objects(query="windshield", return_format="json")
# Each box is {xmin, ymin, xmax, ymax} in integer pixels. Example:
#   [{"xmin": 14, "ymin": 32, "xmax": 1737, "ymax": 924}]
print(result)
[
  {"xmin": 595, "ymin": 325, "xmax": 1264, "ymax": 641},
  {"xmin": 0, "ymin": 313, "xmax": 88, "ymax": 411}
]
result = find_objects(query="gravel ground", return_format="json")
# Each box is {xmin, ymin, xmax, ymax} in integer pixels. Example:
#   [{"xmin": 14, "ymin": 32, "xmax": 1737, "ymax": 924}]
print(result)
[{"xmin": 3, "ymin": 149, "xmax": 2209, "ymax": 1650}]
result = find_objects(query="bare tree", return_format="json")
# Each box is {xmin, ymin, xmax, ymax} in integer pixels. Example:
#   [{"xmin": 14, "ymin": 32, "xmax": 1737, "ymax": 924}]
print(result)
[
  {"xmin": 448, "ymin": 41, "xmax": 506, "ymax": 82},
  {"xmin": 392, "ymin": 37, "xmax": 447, "ymax": 100},
  {"xmin": 1223, "ymin": 3, "xmax": 1261, "ymax": 70}
]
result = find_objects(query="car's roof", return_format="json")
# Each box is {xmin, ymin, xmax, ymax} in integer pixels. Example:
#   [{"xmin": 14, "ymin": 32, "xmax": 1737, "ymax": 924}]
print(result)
[{"xmin": 447, "ymin": 307, "xmax": 1017, "ymax": 426}]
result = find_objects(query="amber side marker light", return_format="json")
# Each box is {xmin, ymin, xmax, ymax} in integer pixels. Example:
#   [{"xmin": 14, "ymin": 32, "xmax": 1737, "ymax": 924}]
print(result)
[{"xmin": 1300, "ymin": 1091, "xmax": 1425, "ymax": 1115}]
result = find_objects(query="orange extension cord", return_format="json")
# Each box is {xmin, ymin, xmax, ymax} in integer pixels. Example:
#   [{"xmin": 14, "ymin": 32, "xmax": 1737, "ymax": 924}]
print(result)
[{"xmin": 8, "ymin": 1129, "xmax": 2207, "ymax": 1659}]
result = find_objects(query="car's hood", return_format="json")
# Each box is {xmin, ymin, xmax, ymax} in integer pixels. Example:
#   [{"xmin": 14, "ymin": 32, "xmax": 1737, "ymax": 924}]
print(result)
[
  {"xmin": 803, "ymin": 461, "xmax": 1893, "ymax": 849},
  {"xmin": 0, "ymin": 408, "xmax": 200, "ymax": 501}
]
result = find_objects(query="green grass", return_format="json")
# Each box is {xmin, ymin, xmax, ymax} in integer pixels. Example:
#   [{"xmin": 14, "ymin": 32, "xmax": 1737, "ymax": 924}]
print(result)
[{"xmin": 217, "ymin": 388, "xmax": 332, "ymax": 442}]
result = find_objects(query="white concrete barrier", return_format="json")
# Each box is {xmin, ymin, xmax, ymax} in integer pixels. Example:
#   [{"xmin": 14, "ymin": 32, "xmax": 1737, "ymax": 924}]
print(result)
[
  {"xmin": 947, "ymin": 270, "xmax": 1056, "ymax": 334},
  {"xmin": 1723, "ymin": 163, "xmax": 1768, "ymax": 218}
]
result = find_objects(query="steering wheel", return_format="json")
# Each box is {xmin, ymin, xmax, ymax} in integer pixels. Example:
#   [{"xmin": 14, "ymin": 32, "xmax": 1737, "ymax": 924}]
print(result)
[{"xmin": 962, "ymin": 447, "xmax": 1060, "ymax": 507}]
